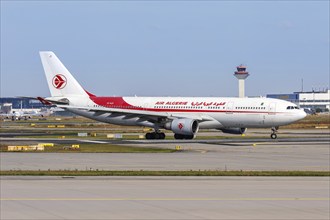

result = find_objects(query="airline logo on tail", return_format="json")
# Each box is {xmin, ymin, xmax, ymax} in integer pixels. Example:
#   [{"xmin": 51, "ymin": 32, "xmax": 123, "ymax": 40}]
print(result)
[{"xmin": 52, "ymin": 74, "xmax": 67, "ymax": 89}]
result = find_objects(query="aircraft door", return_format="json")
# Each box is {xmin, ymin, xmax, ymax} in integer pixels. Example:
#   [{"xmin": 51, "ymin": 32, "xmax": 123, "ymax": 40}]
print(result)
[
  {"xmin": 143, "ymin": 103, "xmax": 149, "ymax": 110},
  {"xmin": 268, "ymin": 103, "xmax": 276, "ymax": 115},
  {"xmin": 226, "ymin": 102, "xmax": 234, "ymax": 114}
]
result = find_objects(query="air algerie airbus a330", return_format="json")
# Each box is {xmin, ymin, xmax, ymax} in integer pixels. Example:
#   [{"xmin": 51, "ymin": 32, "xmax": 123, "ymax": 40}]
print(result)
[{"xmin": 38, "ymin": 51, "xmax": 306, "ymax": 140}]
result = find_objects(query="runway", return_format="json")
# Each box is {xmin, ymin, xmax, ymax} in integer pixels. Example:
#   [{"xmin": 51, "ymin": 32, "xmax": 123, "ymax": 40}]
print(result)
[{"xmin": 1, "ymin": 176, "xmax": 329, "ymax": 220}]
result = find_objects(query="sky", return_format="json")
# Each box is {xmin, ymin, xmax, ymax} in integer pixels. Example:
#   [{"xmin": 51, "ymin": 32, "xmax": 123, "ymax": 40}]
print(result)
[{"xmin": 1, "ymin": 1, "xmax": 329, "ymax": 98}]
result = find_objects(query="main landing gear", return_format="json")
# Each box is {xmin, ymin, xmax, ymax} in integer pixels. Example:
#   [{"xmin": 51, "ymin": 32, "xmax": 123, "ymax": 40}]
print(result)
[
  {"xmin": 145, "ymin": 132, "xmax": 166, "ymax": 140},
  {"xmin": 174, "ymin": 134, "xmax": 194, "ymax": 140},
  {"xmin": 270, "ymin": 127, "xmax": 278, "ymax": 139}
]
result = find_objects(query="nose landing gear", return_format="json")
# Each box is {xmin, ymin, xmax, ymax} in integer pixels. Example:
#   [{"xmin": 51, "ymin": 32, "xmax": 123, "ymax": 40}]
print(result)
[{"xmin": 270, "ymin": 127, "xmax": 278, "ymax": 139}]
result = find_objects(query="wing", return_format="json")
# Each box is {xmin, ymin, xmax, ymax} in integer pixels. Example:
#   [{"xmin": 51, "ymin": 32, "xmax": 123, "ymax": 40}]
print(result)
[{"xmin": 57, "ymin": 105, "xmax": 214, "ymax": 123}]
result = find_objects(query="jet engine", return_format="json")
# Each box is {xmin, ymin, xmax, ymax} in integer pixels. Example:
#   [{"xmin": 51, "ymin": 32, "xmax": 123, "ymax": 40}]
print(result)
[
  {"xmin": 164, "ymin": 118, "xmax": 199, "ymax": 136},
  {"xmin": 220, "ymin": 128, "xmax": 247, "ymax": 134}
]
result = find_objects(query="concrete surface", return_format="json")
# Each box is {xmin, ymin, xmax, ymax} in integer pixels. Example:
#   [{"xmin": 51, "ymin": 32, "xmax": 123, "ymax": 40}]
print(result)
[{"xmin": 1, "ymin": 176, "xmax": 329, "ymax": 220}]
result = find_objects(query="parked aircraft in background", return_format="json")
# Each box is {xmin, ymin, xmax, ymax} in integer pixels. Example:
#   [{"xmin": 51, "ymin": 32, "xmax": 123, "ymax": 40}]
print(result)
[
  {"xmin": 38, "ymin": 51, "xmax": 306, "ymax": 139},
  {"xmin": 0, "ymin": 108, "xmax": 53, "ymax": 120},
  {"xmin": 0, "ymin": 111, "xmax": 23, "ymax": 120}
]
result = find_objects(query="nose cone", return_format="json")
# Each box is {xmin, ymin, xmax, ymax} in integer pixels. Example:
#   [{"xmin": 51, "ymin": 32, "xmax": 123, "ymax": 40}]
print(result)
[{"xmin": 297, "ymin": 110, "xmax": 307, "ymax": 120}]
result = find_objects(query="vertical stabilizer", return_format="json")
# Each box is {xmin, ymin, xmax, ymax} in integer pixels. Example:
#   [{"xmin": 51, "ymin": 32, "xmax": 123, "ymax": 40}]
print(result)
[{"xmin": 39, "ymin": 51, "xmax": 88, "ymax": 97}]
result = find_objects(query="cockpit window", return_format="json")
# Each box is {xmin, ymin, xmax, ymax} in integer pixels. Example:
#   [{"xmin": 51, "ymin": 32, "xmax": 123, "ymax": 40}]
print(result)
[{"xmin": 287, "ymin": 106, "xmax": 299, "ymax": 110}]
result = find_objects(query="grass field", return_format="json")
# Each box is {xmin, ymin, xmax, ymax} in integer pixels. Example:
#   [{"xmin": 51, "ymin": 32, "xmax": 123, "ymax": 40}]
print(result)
[
  {"xmin": 282, "ymin": 114, "xmax": 329, "ymax": 128},
  {"xmin": 0, "ymin": 143, "xmax": 176, "ymax": 153}
]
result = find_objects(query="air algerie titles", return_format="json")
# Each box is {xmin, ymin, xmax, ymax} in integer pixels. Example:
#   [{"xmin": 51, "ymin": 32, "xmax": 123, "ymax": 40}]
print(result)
[{"xmin": 155, "ymin": 101, "xmax": 226, "ymax": 107}]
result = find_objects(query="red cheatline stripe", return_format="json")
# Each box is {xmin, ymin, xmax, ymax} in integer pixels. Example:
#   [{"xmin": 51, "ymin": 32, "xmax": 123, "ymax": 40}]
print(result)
[{"xmin": 90, "ymin": 97, "xmax": 283, "ymax": 114}]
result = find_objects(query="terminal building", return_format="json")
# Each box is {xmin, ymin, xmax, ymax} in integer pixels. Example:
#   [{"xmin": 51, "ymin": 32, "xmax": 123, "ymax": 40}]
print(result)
[
  {"xmin": 0, "ymin": 97, "xmax": 45, "ymax": 114},
  {"xmin": 0, "ymin": 97, "xmax": 74, "ymax": 116},
  {"xmin": 267, "ymin": 89, "xmax": 330, "ymax": 112},
  {"xmin": 0, "ymin": 97, "xmax": 44, "ymax": 110}
]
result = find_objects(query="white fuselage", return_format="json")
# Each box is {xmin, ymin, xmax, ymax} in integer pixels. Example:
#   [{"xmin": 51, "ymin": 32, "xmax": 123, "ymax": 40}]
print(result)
[{"xmin": 60, "ymin": 96, "xmax": 306, "ymax": 129}]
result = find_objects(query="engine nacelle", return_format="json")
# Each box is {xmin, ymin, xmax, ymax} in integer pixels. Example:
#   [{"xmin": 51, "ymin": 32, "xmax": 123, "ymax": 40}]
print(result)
[
  {"xmin": 220, "ymin": 128, "xmax": 247, "ymax": 135},
  {"xmin": 164, "ymin": 118, "xmax": 199, "ymax": 135}
]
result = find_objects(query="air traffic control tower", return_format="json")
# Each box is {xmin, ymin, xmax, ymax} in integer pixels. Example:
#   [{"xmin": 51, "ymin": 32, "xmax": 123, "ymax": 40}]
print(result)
[{"xmin": 234, "ymin": 65, "xmax": 249, "ymax": 98}]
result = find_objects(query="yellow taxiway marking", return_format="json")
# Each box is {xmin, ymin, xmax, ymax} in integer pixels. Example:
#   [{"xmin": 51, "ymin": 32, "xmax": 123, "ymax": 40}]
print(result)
[
  {"xmin": 1, "ymin": 197, "xmax": 329, "ymax": 201},
  {"xmin": 252, "ymin": 142, "xmax": 270, "ymax": 147}
]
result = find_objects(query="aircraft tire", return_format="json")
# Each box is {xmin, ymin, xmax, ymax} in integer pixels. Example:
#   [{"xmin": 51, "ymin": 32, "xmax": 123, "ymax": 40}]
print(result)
[
  {"xmin": 145, "ymin": 133, "xmax": 154, "ymax": 140},
  {"xmin": 159, "ymin": 133, "xmax": 166, "ymax": 139},
  {"xmin": 154, "ymin": 133, "xmax": 160, "ymax": 139},
  {"xmin": 146, "ymin": 132, "xmax": 166, "ymax": 140},
  {"xmin": 184, "ymin": 135, "xmax": 194, "ymax": 140},
  {"xmin": 270, "ymin": 133, "xmax": 277, "ymax": 139},
  {"xmin": 174, "ymin": 134, "xmax": 194, "ymax": 140},
  {"xmin": 174, "ymin": 134, "xmax": 183, "ymax": 139}
]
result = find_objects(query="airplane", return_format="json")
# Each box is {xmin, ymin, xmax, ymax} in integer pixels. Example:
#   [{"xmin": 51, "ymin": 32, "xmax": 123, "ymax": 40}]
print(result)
[
  {"xmin": 22, "ymin": 108, "xmax": 53, "ymax": 118},
  {"xmin": 0, "ymin": 111, "xmax": 23, "ymax": 120},
  {"xmin": 0, "ymin": 108, "xmax": 53, "ymax": 120},
  {"xmin": 38, "ymin": 51, "xmax": 306, "ymax": 140}
]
